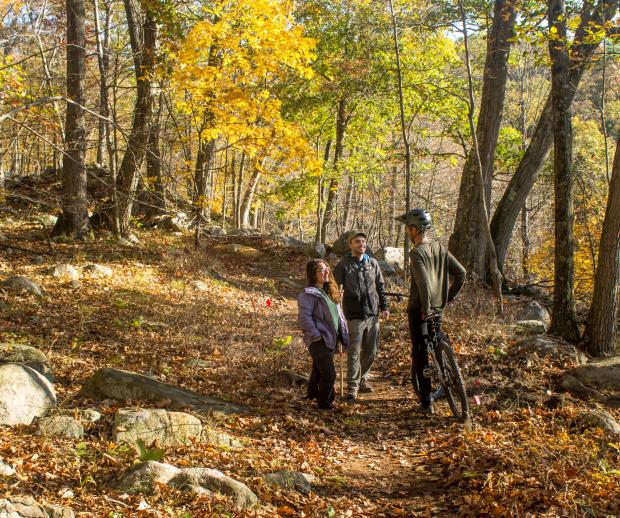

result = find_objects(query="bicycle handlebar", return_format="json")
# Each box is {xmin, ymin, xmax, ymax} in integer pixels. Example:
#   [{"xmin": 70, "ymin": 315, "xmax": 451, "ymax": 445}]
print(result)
[{"xmin": 384, "ymin": 292, "xmax": 409, "ymax": 298}]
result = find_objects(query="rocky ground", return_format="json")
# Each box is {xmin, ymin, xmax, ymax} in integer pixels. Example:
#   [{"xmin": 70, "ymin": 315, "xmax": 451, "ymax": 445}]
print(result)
[{"xmin": 0, "ymin": 213, "xmax": 619, "ymax": 517}]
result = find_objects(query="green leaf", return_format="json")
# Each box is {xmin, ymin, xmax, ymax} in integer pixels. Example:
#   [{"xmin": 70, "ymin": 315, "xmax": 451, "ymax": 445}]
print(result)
[{"xmin": 135, "ymin": 438, "xmax": 165, "ymax": 462}]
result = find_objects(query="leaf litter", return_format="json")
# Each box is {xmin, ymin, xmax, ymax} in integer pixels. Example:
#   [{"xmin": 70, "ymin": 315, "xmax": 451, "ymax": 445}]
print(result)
[{"xmin": 0, "ymin": 221, "xmax": 618, "ymax": 516}]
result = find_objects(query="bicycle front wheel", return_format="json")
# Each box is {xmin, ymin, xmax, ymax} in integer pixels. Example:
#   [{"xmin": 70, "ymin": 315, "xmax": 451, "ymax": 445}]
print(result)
[{"xmin": 438, "ymin": 341, "xmax": 469, "ymax": 421}]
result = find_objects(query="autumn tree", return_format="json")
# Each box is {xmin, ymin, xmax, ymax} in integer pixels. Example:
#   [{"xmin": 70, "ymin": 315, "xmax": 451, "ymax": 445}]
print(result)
[
  {"xmin": 489, "ymin": 0, "xmax": 619, "ymax": 275},
  {"xmin": 52, "ymin": 0, "xmax": 92, "ymax": 239},
  {"xmin": 547, "ymin": 0, "xmax": 579, "ymax": 341},
  {"xmin": 449, "ymin": 0, "xmax": 518, "ymax": 283},
  {"xmin": 171, "ymin": 0, "xmax": 316, "ymax": 235},
  {"xmin": 581, "ymin": 135, "xmax": 620, "ymax": 356}
]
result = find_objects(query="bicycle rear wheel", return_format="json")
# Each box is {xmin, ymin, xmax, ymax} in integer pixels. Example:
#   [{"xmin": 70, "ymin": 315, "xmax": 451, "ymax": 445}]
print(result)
[{"xmin": 438, "ymin": 341, "xmax": 469, "ymax": 421}]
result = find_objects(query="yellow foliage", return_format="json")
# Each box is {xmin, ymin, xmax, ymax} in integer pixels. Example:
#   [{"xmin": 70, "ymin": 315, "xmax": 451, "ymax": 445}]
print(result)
[{"xmin": 170, "ymin": 0, "xmax": 317, "ymax": 178}]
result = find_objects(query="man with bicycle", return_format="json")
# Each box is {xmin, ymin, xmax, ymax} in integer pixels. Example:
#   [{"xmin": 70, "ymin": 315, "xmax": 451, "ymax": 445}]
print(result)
[{"xmin": 395, "ymin": 209, "xmax": 466, "ymax": 415}]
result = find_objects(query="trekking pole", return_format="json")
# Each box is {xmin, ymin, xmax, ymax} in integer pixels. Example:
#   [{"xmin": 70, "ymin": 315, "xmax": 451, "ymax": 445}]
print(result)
[{"xmin": 339, "ymin": 342, "xmax": 344, "ymax": 397}]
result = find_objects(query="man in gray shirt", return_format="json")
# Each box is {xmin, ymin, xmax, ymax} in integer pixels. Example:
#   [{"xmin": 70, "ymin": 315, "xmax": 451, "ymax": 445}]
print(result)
[{"xmin": 333, "ymin": 232, "xmax": 389, "ymax": 400}]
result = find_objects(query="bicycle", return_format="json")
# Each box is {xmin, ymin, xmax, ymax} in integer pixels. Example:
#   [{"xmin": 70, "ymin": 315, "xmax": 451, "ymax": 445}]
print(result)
[
  {"xmin": 417, "ymin": 314, "xmax": 469, "ymax": 421},
  {"xmin": 385, "ymin": 293, "xmax": 469, "ymax": 421}
]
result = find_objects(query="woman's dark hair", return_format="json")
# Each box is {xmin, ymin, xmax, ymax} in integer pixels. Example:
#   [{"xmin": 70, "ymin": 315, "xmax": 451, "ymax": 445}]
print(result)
[{"xmin": 306, "ymin": 259, "xmax": 341, "ymax": 304}]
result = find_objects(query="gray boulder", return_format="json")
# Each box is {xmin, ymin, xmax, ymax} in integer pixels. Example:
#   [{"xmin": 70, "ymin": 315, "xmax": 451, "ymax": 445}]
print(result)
[
  {"xmin": 377, "ymin": 260, "xmax": 396, "ymax": 276},
  {"xmin": 0, "ymin": 496, "xmax": 73, "ymax": 518},
  {"xmin": 80, "ymin": 368, "xmax": 247, "ymax": 415},
  {"xmin": 560, "ymin": 374, "xmax": 602, "ymax": 398},
  {"xmin": 514, "ymin": 320, "xmax": 548, "ymax": 336},
  {"xmin": 0, "ymin": 364, "xmax": 56, "ymax": 425},
  {"xmin": 516, "ymin": 301, "xmax": 551, "ymax": 326},
  {"xmin": 375, "ymin": 247, "xmax": 404, "ymax": 268},
  {"xmin": 84, "ymin": 264, "xmax": 113, "ymax": 277},
  {"xmin": 567, "ymin": 356, "xmax": 620, "ymax": 391},
  {"xmin": 330, "ymin": 232, "xmax": 353, "ymax": 256},
  {"xmin": 52, "ymin": 264, "xmax": 79, "ymax": 281},
  {"xmin": 170, "ymin": 468, "xmax": 258, "ymax": 509},
  {"xmin": 0, "ymin": 461, "xmax": 15, "ymax": 477},
  {"xmin": 582, "ymin": 409, "xmax": 620, "ymax": 437},
  {"xmin": 326, "ymin": 253, "xmax": 339, "ymax": 267},
  {"xmin": 32, "ymin": 256, "xmax": 45, "ymax": 265},
  {"xmin": 58, "ymin": 408, "xmax": 102, "ymax": 423},
  {"xmin": 3, "ymin": 276, "xmax": 43, "ymax": 296},
  {"xmin": 284, "ymin": 238, "xmax": 325, "ymax": 259},
  {"xmin": 214, "ymin": 243, "xmax": 260, "ymax": 258},
  {"xmin": 513, "ymin": 336, "xmax": 587, "ymax": 365},
  {"xmin": 115, "ymin": 461, "xmax": 181, "ymax": 495},
  {"xmin": 126, "ymin": 233, "xmax": 141, "ymax": 245},
  {"xmin": 117, "ymin": 461, "xmax": 258, "ymax": 509},
  {"xmin": 189, "ymin": 280, "xmax": 209, "ymax": 291},
  {"xmin": 0, "ymin": 343, "xmax": 53, "ymax": 380},
  {"xmin": 200, "ymin": 428, "xmax": 243, "ymax": 448},
  {"xmin": 113, "ymin": 408, "xmax": 202, "ymax": 446},
  {"xmin": 158, "ymin": 213, "xmax": 190, "ymax": 232},
  {"xmin": 36, "ymin": 416, "xmax": 84, "ymax": 439},
  {"xmin": 262, "ymin": 470, "xmax": 314, "ymax": 495}
]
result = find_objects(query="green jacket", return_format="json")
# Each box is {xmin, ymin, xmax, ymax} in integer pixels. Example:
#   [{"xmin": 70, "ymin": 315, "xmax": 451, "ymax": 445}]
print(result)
[{"xmin": 408, "ymin": 241, "xmax": 466, "ymax": 315}]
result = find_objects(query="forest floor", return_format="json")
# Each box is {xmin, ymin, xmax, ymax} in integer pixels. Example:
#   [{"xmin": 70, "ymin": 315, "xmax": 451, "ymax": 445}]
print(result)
[{"xmin": 0, "ymin": 213, "xmax": 619, "ymax": 517}]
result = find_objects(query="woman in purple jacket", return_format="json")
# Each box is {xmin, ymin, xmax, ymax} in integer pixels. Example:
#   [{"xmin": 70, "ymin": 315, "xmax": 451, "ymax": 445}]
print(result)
[{"xmin": 298, "ymin": 259, "xmax": 349, "ymax": 410}]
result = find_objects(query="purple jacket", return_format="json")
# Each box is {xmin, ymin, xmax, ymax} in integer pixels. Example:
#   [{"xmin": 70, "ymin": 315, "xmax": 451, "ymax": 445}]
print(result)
[{"xmin": 297, "ymin": 287, "xmax": 350, "ymax": 351}]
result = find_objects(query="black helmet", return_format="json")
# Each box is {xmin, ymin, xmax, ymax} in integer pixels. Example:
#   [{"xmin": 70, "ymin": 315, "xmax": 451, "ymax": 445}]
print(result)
[{"xmin": 394, "ymin": 208, "xmax": 432, "ymax": 231}]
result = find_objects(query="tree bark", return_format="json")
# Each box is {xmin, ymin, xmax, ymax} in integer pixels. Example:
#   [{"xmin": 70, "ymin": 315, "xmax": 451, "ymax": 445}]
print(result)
[
  {"xmin": 449, "ymin": 0, "xmax": 517, "ymax": 280},
  {"xmin": 315, "ymin": 139, "xmax": 331, "ymax": 243},
  {"xmin": 320, "ymin": 97, "xmax": 347, "ymax": 243},
  {"xmin": 116, "ymin": 0, "xmax": 157, "ymax": 233},
  {"xmin": 240, "ymin": 165, "xmax": 261, "ymax": 228},
  {"xmin": 143, "ymin": 91, "xmax": 166, "ymax": 217},
  {"xmin": 388, "ymin": 0, "xmax": 412, "ymax": 272},
  {"xmin": 193, "ymin": 137, "xmax": 215, "ymax": 246},
  {"xmin": 52, "ymin": 0, "xmax": 91, "ymax": 239},
  {"xmin": 490, "ymin": 0, "xmax": 619, "ymax": 273},
  {"xmin": 581, "ymin": 136, "xmax": 620, "ymax": 356},
  {"xmin": 548, "ymin": 0, "xmax": 579, "ymax": 342}
]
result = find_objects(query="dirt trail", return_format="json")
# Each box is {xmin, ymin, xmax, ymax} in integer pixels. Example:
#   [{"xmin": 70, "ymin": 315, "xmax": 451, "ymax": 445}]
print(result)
[{"xmin": 267, "ymin": 264, "xmax": 465, "ymax": 516}]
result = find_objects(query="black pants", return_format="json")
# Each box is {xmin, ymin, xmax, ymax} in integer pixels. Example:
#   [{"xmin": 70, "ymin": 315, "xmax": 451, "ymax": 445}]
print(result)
[
  {"xmin": 408, "ymin": 310, "xmax": 441, "ymax": 408},
  {"xmin": 307, "ymin": 339, "xmax": 336, "ymax": 408}
]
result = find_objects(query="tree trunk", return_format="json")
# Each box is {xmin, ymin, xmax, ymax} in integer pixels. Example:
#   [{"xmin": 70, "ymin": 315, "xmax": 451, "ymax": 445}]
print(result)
[
  {"xmin": 548, "ymin": 0, "xmax": 579, "ymax": 342},
  {"xmin": 457, "ymin": 0, "xmax": 503, "ymax": 312},
  {"xmin": 315, "ymin": 139, "xmax": 331, "ymax": 243},
  {"xmin": 521, "ymin": 204, "xmax": 531, "ymax": 282},
  {"xmin": 449, "ymin": 0, "xmax": 517, "ymax": 280},
  {"xmin": 235, "ymin": 151, "xmax": 245, "ymax": 228},
  {"xmin": 320, "ymin": 97, "xmax": 347, "ymax": 243},
  {"xmin": 581, "ymin": 136, "xmax": 620, "ymax": 356},
  {"xmin": 240, "ymin": 166, "xmax": 261, "ymax": 228},
  {"xmin": 490, "ymin": 0, "xmax": 619, "ymax": 273},
  {"xmin": 143, "ymin": 91, "xmax": 166, "ymax": 217},
  {"xmin": 52, "ymin": 0, "xmax": 91, "ymax": 239},
  {"xmin": 193, "ymin": 138, "xmax": 215, "ymax": 247},
  {"xmin": 342, "ymin": 173, "xmax": 354, "ymax": 230},
  {"xmin": 116, "ymin": 0, "xmax": 157, "ymax": 233},
  {"xmin": 93, "ymin": 0, "xmax": 111, "ymax": 166},
  {"xmin": 388, "ymin": 0, "xmax": 412, "ymax": 273}
]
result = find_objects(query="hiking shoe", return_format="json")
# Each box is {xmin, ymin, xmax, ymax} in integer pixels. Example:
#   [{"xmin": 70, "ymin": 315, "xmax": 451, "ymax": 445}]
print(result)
[
  {"xmin": 359, "ymin": 380, "xmax": 373, "ymax": 393},
  {"xmin": 345, "ymin": 391, "xmax": 358, "ymax": 401},
  {"xmin": 419, "ymin": 404, "xmax": 434, "ymax": 415}
]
